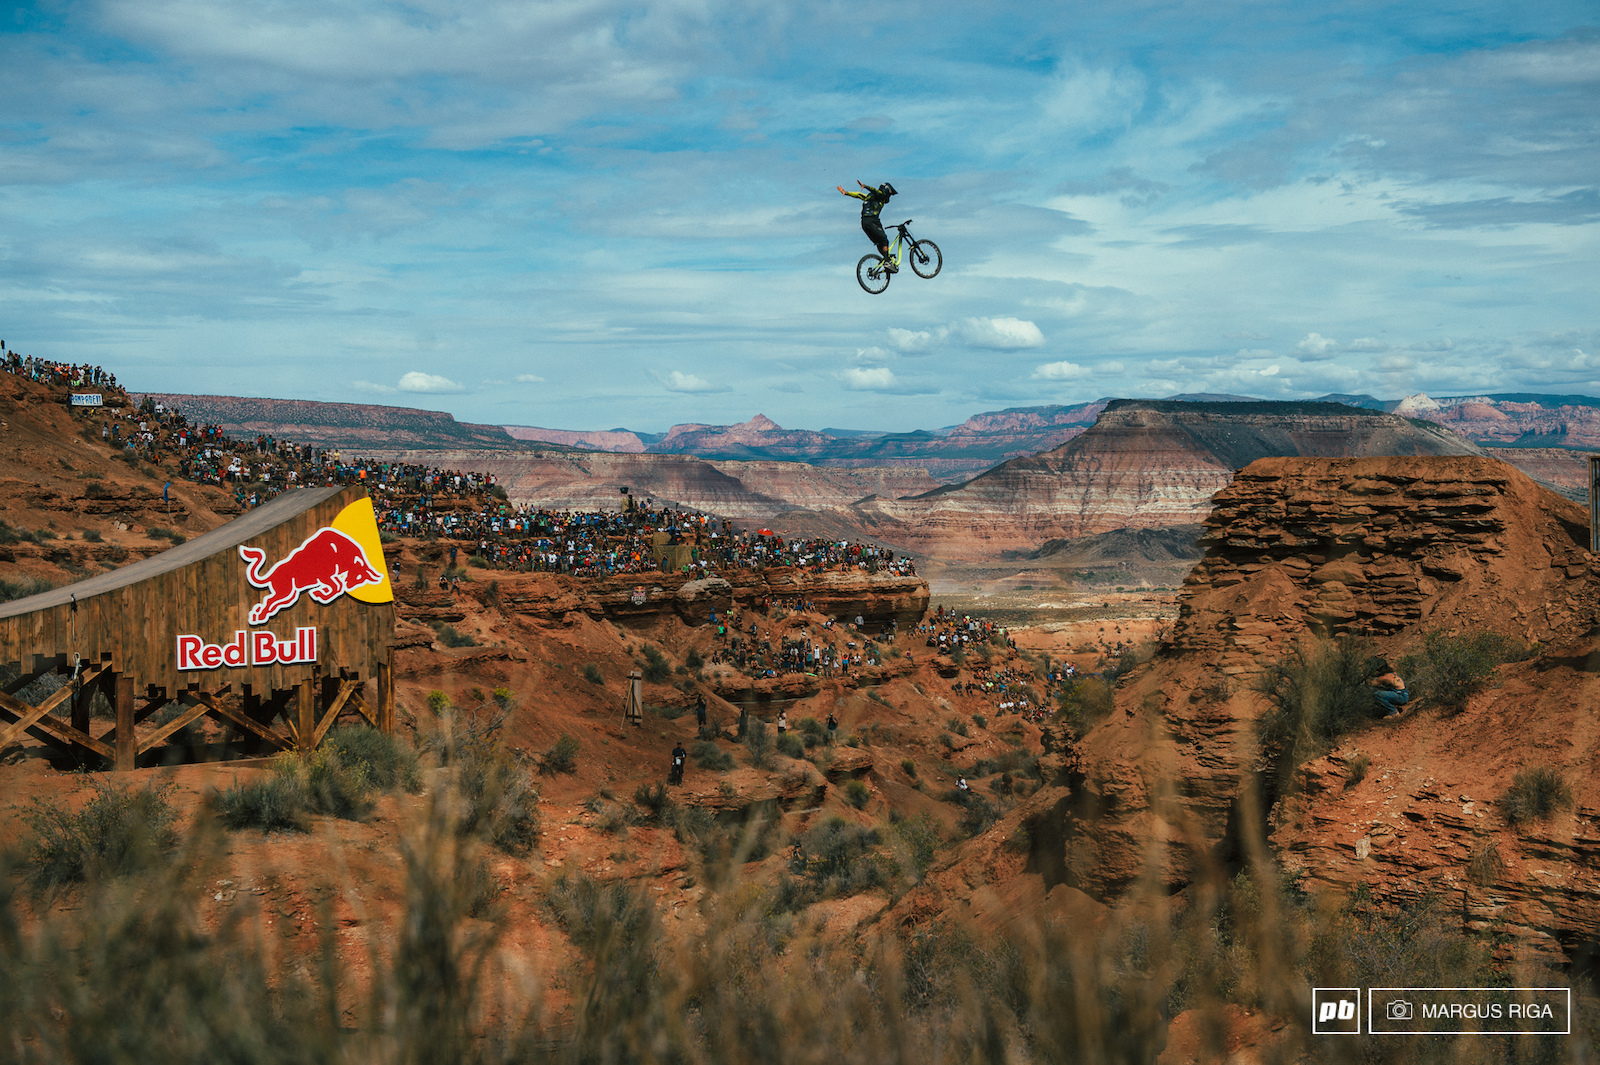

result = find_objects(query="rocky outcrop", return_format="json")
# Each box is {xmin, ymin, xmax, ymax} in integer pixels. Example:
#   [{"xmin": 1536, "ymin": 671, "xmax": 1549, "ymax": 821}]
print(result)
[
  {"xmin": 848, "ymin": 401, "xmax": 1490, "ymax": 560},
  {"xmin": 1034, "ymin": 456, "xmax": 1599, "ymax": 913},
  {"xmin": 501, "ymin": 425, "xmax": 648, "ymax": 452},
  {"xmin": 134, "ymin": 393, "xmax": 520, "ymax": 450},
  {"xmin": 470, "ymin": 566, "xmax": 928, "ymax": 629}
]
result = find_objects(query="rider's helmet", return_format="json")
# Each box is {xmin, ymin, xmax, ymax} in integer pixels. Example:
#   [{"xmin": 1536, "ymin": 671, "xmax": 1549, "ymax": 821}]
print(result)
[{"xmin": 879, "ymin": 182, "xmax": 897, "ymax": 196}]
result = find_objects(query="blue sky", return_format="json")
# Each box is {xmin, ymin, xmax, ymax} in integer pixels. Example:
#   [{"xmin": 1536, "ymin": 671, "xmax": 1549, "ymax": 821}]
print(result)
[{"xmin": 1, "ymin": 1, "xmax": 1596, "ymax": 433}]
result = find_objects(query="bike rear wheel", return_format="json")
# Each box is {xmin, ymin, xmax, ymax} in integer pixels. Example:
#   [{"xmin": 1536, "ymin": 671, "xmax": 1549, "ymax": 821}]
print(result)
[
  {"xmin": 910, "ymin": 240, "xmax": 942, "ymax": 279},
  {"xmin": 857, "ymin": 254, "xmax": 891, "ymax": 294}
]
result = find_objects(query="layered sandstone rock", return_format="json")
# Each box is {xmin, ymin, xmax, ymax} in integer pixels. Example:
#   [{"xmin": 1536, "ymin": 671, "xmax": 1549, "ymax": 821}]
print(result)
[
  {"xmin": 1032, "ymin": 456, "xmax": 1599, "ymax": 918},
  {"xmin": 850, "ymin": 401, "xmax": 1489, "ymax": 560}
]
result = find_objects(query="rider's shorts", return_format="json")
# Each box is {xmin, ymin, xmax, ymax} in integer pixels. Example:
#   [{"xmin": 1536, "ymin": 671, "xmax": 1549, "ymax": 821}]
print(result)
[{"xmin": 862, "ymin": 215, "xmax": 887, "ymax": 249}]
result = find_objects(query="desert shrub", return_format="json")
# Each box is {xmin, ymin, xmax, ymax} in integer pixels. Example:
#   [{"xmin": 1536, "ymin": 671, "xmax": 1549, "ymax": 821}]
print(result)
[
  {"xmin": 891, "ymin": 813, "xmax": 941, "ymax": 882},
  {"xmin": 641, "ymin": 644, "xmax": 671, "ymax": 683},
  {"xmin": 1345, "ymin": 753, "xmax": 1370, "ymax": 788},
  {"xmin": 1058, "ymin": 675, "xmax": 1114, "ymax": 735},
  {"xmin": 23, "ymin": 780, "xmax": 180, "ymax": 893},
  {"xmin": 426, "ymin": 690, "xmax": 449, "ymax": 714},
  {"xmin": 1399, "ymin": 630, "xmax": 1526, "ymax": 714},
  {"xmin": 1253, "ymin": 636, "xmax": 1378, "ymax": 794},
  {"xmin": 1467, "ymin": 840, "xmax": 1505, "ymax": 886},
  {"xmin": 633, "ymin": 782, "xmax": 674, "ymax": 824},
  {"xmin": 844, "ymin": 780, "xmax": 870, "ymax": 809},
  {"xmin": 326, "ymin": 725, "xmax": 422, "ymax": 792},
  {"xmin": 969, "ymin": 748, "xmax": 1038, "ymax": 780},
  {"xmin": 216, "ymin": 773, "xmax": 310, "ymax": 834},
  {"xmin": 481, "ymin": 580, "xmax": 502, "ymax": 608},
  {"xmin": 744, "ymin": 717, "xmax": 772, "ymax": 767},
  {"xmin": 939, "ymin": 732, "xmax": 955, "ymax": 750},
  {"xmin": 542, "ymin": 734, "xmax": 580, "ymax": 774},
  {"xmin": 647, "ymin": 702, "xmax": 690, "ymax": 720},
  {"xmin": 300, "ymin": 747, "xmax": 375, "ymax": 820},
  {"xmin": 492, "ymin": 687, "xmax": 515, "ymax": 710},
  {"xmin": 685, "ymin": 648, "xmax": 703, "ymax": 669},
  {"xmin": 776, "ymin": 732, "xmax": 805, "ymax": 759},
  {"xmin": 145, "ymin": 525, "xmax": 177, "ymax": 541},
  {"xmin": 1500, "ymin": 766, "xmax": 1573, "ymax": 826},
  {"xmin": 448, "ymin": 712, "xmax": 541, "ymax": 853},
  {"xmin": 434, "ymin": 624, "xmax": 476, "ymax": 648},
  {"xmin": 467, "ymin": 554, "xmax": 489, "ymax": 568},
  {"xmin": 692, "ymin": 740, "xmax": 734, "ymax": 771},
  {"xmin": 901, "ymin": 758, "xmax": 917, "ymax": 777},
  {"xmin": 546, "ymin": 871, "xmax": 654, "ymax": 955},
  {"xmin": 957, "ymin": 795, "xmax": 1001, "ymax": 837},
  {"xmin": 0, "ymin": 575, "xmax": 54, "ymax": 603},
  {"xmin": 81, "ymin": 528, "xmax": 103, "ymax": 542},
  {"xmin": 972, "ymin": 713, "xmax": 987, "ymax": 730},
  {"xmin": 778, "ymin": 817, "xmax": 890, "ymax": 911},
  {"xmin": 799, "ymin": 716, "xmax": 826, "ymax": 739},
  {"xmin": 583, "ymin": 663, "xmax": 604, "ymax": 685}
]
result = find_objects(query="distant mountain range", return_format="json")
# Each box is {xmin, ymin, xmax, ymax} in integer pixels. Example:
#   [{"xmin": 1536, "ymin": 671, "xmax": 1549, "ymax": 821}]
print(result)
[{"xmin": 137, "ymin": 391, "xmax": 1600, "ymax": 485}]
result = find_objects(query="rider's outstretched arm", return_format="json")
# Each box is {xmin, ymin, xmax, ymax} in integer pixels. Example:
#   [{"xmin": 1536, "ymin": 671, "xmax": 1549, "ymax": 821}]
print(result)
[{"xmin": 837, "ymin": 185, "xmax": 866, "ymax": 201}]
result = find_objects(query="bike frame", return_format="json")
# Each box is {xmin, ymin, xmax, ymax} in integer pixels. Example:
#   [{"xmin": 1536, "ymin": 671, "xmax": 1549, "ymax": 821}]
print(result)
[{"xmin": 880, "ymin": 221, "xmax": 916, "ymax": 264}]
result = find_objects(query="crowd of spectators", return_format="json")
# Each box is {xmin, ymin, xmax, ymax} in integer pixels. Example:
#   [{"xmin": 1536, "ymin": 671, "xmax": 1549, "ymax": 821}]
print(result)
[{"xmin": 3, "ymin": 349, "xmax": 917, "ymax": 582}]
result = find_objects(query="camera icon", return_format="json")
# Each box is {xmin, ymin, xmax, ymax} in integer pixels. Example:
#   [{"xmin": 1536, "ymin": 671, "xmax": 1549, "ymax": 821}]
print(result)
[{"xmin": 1387, "ymin": 1000, "xmax": 1414, "ymax": 1021}]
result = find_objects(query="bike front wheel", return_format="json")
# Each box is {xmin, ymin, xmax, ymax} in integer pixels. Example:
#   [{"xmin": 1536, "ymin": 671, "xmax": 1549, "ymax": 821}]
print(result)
[
  {"xmin": 910, "ymin": 240, "xmax": 942, "ymax": 279},
  {"xmin": 857, "ymin": 254, "xmax": 891, "ymax": 294}
]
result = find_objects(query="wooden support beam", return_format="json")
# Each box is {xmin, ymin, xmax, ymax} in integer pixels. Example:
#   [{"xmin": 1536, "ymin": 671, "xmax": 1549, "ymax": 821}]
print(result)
[
  {"xmin": 188, "ymin": 691, "xmax": 293, "ymax": 750},
  {"xmin": 136, "ymin": 699, "xmax": 210, "ymax": 754},
  {"xmin": 115, "ymin": 674, "xmax": 136, "ymax": 771},
  {"xmin": 0, "ymin": 666, "xmax": 106, "ymax": 751},
  {"xmin": 377, "ymin": 652, "xmax": 394, "ymax": 735},
  {"xmin": 0, "ymin": 687, "xmax": 109, "ymax": 760},
  {"xmin": 347, "ymin": 691, "xmax": 380, "ymax": 730},
  {"xmin": 296, "ymin": 679, "xmax": 315, "ymax": 753},
  {"xmin": 310, "ymin": 680, "xmax": 357, "ymax": 748}
]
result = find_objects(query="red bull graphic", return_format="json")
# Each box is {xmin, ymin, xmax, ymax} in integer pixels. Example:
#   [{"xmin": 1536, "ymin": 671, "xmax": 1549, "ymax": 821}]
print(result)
[
  {"xmin": 239, "ymin": 528, "xmax": 385, "ymax": 625},
  {"xmin": 178, "ymin": 627, "xmax": 317, "ymax": 671}
]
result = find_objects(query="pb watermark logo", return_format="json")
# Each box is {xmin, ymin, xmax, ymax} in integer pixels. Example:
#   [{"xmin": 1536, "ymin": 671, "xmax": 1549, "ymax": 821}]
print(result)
[{"xmin": 1312, "ymin": 988, "xmax": 1361, "ymax": 1035}]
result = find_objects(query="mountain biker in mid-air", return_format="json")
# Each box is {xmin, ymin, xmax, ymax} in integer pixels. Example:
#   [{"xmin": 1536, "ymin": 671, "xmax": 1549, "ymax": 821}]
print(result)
[{"xmin": 837, "ymin": 180, "xmax": 898, "ymax": 271}]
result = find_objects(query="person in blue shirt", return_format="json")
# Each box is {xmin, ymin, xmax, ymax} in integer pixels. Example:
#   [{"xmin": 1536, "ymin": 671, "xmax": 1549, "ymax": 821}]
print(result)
[{"xmin": 837, "ymin": 180, "xmax": 898, "ymax": 271}]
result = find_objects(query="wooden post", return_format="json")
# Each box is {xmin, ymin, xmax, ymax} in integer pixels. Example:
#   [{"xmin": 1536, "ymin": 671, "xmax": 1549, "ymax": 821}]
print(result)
[
  {"xmin": 625, "ymin": 669, "xmax": 644, "ymax": 727},
  {"xmin": 1590, "ymin": 455, "xmax": 1600, "ymax": 553},
  {"xmin": 71, "ymin": 665, "xmax": 89, "ymax": 737},
  {"xmin": 114, "ymin": 673, "xmax": 136, "ymax": 772},
  {"xmin": 377, "ymin": 652, "xmax": 393, "ymax": 735},
  {"xmin": 297, "ymin": 678, "xmax": 314, "ymax": 752}
]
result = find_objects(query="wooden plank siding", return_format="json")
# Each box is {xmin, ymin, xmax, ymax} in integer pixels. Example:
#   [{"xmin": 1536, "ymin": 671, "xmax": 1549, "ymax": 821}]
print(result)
[{"xmin": 0, "ymin": 485, "xmax": 395, "ymax": 746}]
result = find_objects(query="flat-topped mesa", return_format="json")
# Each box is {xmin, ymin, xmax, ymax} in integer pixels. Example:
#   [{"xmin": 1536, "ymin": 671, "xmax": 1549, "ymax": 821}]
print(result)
[
  {"xmin": 1032, "ymin": 454, "xmax": 1598, "ymax": 901},
  {"xmin": 848, "ymin": 400, "xmax": 1487, "ymax": 560}
]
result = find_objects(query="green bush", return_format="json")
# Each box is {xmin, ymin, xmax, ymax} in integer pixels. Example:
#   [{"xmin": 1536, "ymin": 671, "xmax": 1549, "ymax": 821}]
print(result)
[
  {"xmin": 900, "ymin": 757, "xmax": 917, "ymax": 777},
  {"xmin": 685, "ymin": 648, "xmax": 703, "ymax": 669},
  {"xmin": 776, "ymin": 732, "xmax": 805, "ymax": 759},
  {"xmin": 426, "ymin": 690, "xmax": 449, "ymax": 714},
  {"xmin": 542, "ymin": 734, "xmax": 580, "ymax": 774},
  {"xmin": 633, "ymin": 781, "xmax": 674, "ymax": 824},
  {"xmin": 1057, "ymin": 675, "xmax": 1114, "ymax": 736},
  {"xmin": 1399, "ymin": 630, "xmax": 1526, "ymax": 714},
  {"xmin": 744, "ymin": 717, "xmax": 772, "ymax": 767},
  {"xmin": 22, "ymin": 780, "xmax": 179, "ymax": 893},
  {"xmin": 844, "ymin": 780, "xmax": 870, "ymax": 809},
  {"xmin": 1467, "ymin": 840, "xmax": 1504, "ymax": 886},
  {"xmin": 641, "ymin": 644, "xmax": 671, "ymax": 683},
  {"xmin": 449, "ymin": 713, "xmax": 541, "ymax": 853},
  {"xmin": 546, "ymin": 872, "xmax": 654, "ymax": 955},
  {"xmin": 326, "ymin": 725, "xmax": 421, "ymax": 792},
  {"xmin": 692, "ymin": 740, "xmax": 734, "ymax": 771},
  {"xmin": 778, "ymin": 817, "xmax": 888, "ymax": 910},
  {"xmin": 216, "ymin": 773, "xmax": 310, "ymax": 833},
  {"xmin": 435, "ymin": 624, "xmax": 476, "ymax": 648},
  {"xmin": 1500, "ymin": 767, "xmax": 1572, "ymax": 826},
  {"xmin": 1253, "ymin": 636, "xmax": 1378, "ymax": 794},
  {"xmin": 300, "ymin": 747, "xmax": 375, "ymax": 820},
  {"xmin": 583, "ymin": 663, "xmax": 604, "ymax": 685},
  {"xmin": 0, "ymin": 575, "xmax": 54, "ymax": 603}
]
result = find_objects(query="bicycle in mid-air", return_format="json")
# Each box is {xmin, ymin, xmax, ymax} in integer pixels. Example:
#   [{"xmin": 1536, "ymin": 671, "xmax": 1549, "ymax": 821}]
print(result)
[{"xmin": 857, "ymin": 220, "xmax": 941, "ymax": 294}]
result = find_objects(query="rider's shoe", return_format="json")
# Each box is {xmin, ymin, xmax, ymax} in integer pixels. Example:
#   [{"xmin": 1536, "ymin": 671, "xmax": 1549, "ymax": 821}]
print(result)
[{"xmin": 883, "ymin": 258, "xmax": 899, "ymax": 273}]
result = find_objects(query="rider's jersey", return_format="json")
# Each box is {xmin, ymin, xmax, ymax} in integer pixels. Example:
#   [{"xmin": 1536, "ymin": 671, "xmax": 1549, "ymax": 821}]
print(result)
[{"xmin": 843, "ymin": 186, "xmax": 893, "ymax": 220}]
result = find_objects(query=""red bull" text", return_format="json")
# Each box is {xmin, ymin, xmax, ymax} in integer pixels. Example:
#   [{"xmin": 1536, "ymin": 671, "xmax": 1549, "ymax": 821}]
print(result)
[
  {"xmin": 239, "ymin": 528, "xmax": 384, "ymax": 625},
  {"xmin": 177, "ymin": 628, "xmax": 317, "ymax": 671}
]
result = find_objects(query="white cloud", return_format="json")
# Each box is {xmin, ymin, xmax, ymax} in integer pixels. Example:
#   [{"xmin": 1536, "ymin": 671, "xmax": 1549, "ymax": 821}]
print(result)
[
  {"xmin": 664, "ymin": 370, "xmax": 723, "ymax": 393},
  {"xmin": 398, "ymin": 371, "xmax": 466, "ymax": 393},
  {"xmin": 951, "ymin": 317, "xmax": 1045, "ymax": 350},
  {"xmin": 888, "ymin": 328, "xmax": 933, "ymax": 352},
  {"xmin": 1032, "ymin": 360, "xmax": 1086, "ymax": 380},
  {"xmin": 516, "ymin": 373, "xmax": 546, "ymax": 383},
  {"xmin": 842, "ymin": 367, "xmax": 898, "ymax": 390},
  {"xmin": 1235, "ymin": 348, "xmax": 1275, "ymax": 359},
  {"xmin": 1296, "ymin": 333, "xmax": 1340, "ymax": 359},
  {"xmin": 1346, "ymin": 337, "xmax": 1388, "ymax": 352},
  {"xmin": 351, "ymin": 379, "xmax": 397, "ymax": 395}
]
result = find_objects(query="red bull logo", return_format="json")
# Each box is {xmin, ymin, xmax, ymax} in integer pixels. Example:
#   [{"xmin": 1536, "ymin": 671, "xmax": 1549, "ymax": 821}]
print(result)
[
  {"xmin": 178, "ymin": 628, "xmax": 317, "ymax": 671},
  {"xmin": 239, "ymin": 527, "xmax": 386, "ymax": 625}
]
